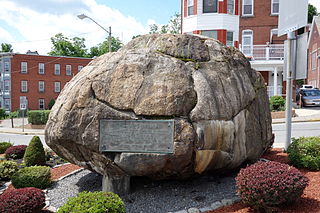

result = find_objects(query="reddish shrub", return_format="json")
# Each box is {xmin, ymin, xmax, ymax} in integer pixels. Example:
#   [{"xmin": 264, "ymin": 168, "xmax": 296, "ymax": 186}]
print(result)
[
  {"xmin": 5, "ymin": 145, "xmax": 27, "ymax": 159},
  {"xmin": 0, "ymin": 187, "xmax": 45, "ymax": 213},
  {"xmin": 236, "ymin": 161, "xmax": 309, "ymax": 210}
]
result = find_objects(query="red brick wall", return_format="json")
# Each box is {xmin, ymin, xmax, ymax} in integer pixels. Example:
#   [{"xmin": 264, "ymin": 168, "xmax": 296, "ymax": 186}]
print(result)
[
  {"xmin": 10, "ymin": 54, "xmax": 91, "ymax": 111},
  {"xmin": 239, "ymin": 0, "xmax": 286, "ymax": 45}
]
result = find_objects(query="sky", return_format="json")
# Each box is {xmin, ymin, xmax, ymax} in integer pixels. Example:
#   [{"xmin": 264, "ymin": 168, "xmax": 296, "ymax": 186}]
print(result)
[
  {"xmin": 0, "ymin": 0, "xmax": 180, "ymax": 55},
  {"xmin": 0, "ymin": 0, "xmax": 319, "ymax": 55}
]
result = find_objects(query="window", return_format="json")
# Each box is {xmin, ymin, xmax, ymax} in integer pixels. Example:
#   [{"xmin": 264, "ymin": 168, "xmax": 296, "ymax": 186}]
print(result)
[
  {"xmin": 271, "ymin": 0, "xmax": 279, "ymax": 15},
  {"xmin": 200, "ymin": 30, "xmax": 218, "ymax": 39},
  {"xmin": 242, "ymin": 30, "xmax": 253, "ymax": 56},
  {"xmin": 78, "ymin": 65, "xmax": 83, "ymax": 72},
  {"xmin": 243, "ymin": 0, "xmax": 253, "ymax": 16},
  {"xmin": 203, "ymin": 0, "xmax": 218, "ymax": 13},
  {"xmin": 21, "ymin": 62, "xmax": 27, "ymax": 73},
  {"xmin": 4, "ymin": 99, "xmax": 10, "ymax": 110},
  {"xmin": 4, "ymin": 80, "xmax": 10, "ymax": 92},
  {"xmin": 54, "ymin": 64, "xmax": 60, "ymax": 75},
  {"xmin": 38, "ymin": 81, "xmax": 45, "ymax": 92},
  {"xmin": 227, "ymin": 0, "xmax": 234, "ymax": 14},
  {"xmin": 54, "ymin": 82, "xmax": 61, "ymax": 93},
  {"xmin": 187, "ymin": 0, "xmax": 194, "ymax": 16},
  {"xmin": 4, "ymin": 62, "xmax": 9, "ymax": 72},
  {"xmin": 226, "ymin": 31, "xmax": 234, "ymax": 47},
  {"xmin": 21, "ymin": 80, "xmax": 28, "ymax": 92},
  {"xmin": 38, "ymin": 63, "xmax": 45, "ymax": 74},
  {"xmin": 66, "ymin": 65, "xmax": 72, "ymax": 75},
  {"xmin": 312, "ymin": 52, "xmax": 317, "ymax": 70},
  {"xmin": 39, "ymin": 99, "xmax": 45, "ymax": 110}
]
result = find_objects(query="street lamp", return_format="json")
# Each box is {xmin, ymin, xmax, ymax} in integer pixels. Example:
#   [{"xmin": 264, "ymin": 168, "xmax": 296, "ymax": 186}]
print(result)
[{"xmin": 77, "ymin": 14, "xmax": 112, "ymax": 53}]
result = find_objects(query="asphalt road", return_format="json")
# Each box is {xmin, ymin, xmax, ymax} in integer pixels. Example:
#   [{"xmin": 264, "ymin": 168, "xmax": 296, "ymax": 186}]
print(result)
[
  {"xmin": 0, "ymin": 133, "xmax": 48, "ymax": 148},
  {"xmin": 272, "ymin": 121, "xmax": 320, "ymax": 148}
]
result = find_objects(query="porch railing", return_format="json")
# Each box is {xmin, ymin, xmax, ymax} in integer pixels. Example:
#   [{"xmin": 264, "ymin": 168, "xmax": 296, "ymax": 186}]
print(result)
[
  {"xmin": 239, "ymin": 44, "xmax": 284, "ymax": 61},
  {"xmin": 267, "ymin": 86, "xmax": 283, "ymax": 97}
]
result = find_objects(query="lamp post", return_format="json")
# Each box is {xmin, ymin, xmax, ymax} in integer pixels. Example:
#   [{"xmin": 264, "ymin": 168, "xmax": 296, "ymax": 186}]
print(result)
[{"xmin": 77, "ymin": 14, "xmax": 112, "ymax": 53}]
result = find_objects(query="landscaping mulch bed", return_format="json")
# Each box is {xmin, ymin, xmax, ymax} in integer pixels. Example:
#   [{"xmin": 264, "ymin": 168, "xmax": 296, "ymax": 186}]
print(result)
[{"xmin": 208, "ymin": 148, "xmax": 320, "ymax": 213}]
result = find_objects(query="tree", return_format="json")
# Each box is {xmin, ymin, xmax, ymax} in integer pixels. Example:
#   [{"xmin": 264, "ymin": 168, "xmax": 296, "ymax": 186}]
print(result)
[
  {"xmin": 149, "ymin": 13, "xmax": 181, "ymax": 34},
  {"xmin": 48, "ymin": 99, "xmax": 55, "ymax": 110},
  {"xmin": 308, "ymin": 4, "xmax": 318, "ymax": 23},
  {"xmin": 48, "ymin": 33, "xmax": 87, "ymax": 57},
  {"xmin": 0, "ymin": 43, "xmax": 13, "ymax": 52},
  {"xmin": 88, "ymin": 37, "xmax": 123, "ymax": 57}
]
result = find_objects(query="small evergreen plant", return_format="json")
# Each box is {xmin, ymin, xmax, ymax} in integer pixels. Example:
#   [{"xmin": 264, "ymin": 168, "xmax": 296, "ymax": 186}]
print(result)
[
  {"xmin": 23, "ymin": 136, "xmax": 46, "ymax": 166},
  {"xmin": 0, "ymin": 142, "xmax": 12, "ymax": 154},
  {"xmin": 0, "ymin": 161, "xmax": 19, "ymax": 180}
]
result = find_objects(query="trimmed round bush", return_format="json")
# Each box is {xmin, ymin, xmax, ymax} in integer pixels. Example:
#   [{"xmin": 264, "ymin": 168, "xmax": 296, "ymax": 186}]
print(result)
[
  {"xmin": 0, "ymin": 142, "xmax": 12, "ymax": 154},
  {"xmin": 5, "ymin": 145, "xmax": 27, "ymax": 159},
  {"xmin": 23, "ymin": 136, "xmax": 46, "ymax": 166},
  {"xmin": 57, "ymin": 191, "xmax": 126, "ymax": 213},
  {"xmin": 11, "ymin": 166, "xmax": 51, "ymax": 189},
  {"xmin": 0, "ymin": 187, "xmax": 45, "ymax": 213},
  {"xmin": 0, "ymin": 161, "xmax": 18, "ymax": 180},
  {"xmin": 288, "ymin": 136, "xmax": 320, "ymax": 170},
  {"xmin": 236, "ymin": 161, "xmax": 308, "ymax": 210}
]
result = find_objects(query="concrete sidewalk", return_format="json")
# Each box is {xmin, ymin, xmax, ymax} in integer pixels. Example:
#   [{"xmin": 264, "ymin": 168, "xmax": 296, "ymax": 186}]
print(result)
[{"xmin": 272, "ymin": 108, "xmax": 320, "ymax": 124}]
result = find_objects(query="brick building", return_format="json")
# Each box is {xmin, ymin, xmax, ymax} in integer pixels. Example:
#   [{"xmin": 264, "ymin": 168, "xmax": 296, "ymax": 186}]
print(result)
[
  {"xmin": 0, "ymin": 52, "xmax": 92, "ymax": 112},
  {"xmin": 307, "ymin": 16, "xmax": 320, "ymax": 88},
  {"xmin": 182, "ymin": 0, "xmax": 287, "ymax": 97}
]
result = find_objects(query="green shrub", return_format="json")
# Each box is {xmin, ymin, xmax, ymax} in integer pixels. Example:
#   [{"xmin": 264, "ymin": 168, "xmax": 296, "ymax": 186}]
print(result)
[
  {"xmin": 23, "ymin": 136, "xmax": 46, "ymax": 166},
  {"xmin": 0, "ymin": 161, "xmax": 18, "ymax": 180},
  {"xmin": 27, "ymin": 110, "xmax": 50, "ymax": 125},
  {"xmin": 8, "ymin": 111, "xmax": 18, "ymax": 119},
  {"xmin": 236, "ymin": 161, "xmax": 308, "ymax": 211},
  {"xmin": 57, "ymin": 191, "xmax": 126, "ymax": 213},
  {"xmin": 48, "ymin": 99, "xmax": 55, "ymax": 110},
  {"xmin": 0, "ymin": 108, "xmax": 6, "ymax": 119},
  {"xmin": 269, "ymin": 95, "xmax": 285, "ymax": 111},
  {"xmin": 288, "ymin": 137, "xmax": 320, "ymax": 170},
  {"xmin": 11, "ymin": 166, "xmax": 51, "ymax": 189},
  {"xmin": 0, "ymin": 142, "xmax": 13, "ymax": 154}
]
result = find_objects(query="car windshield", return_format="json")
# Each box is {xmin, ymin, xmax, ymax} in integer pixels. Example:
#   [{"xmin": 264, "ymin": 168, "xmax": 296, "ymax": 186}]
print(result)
[{"xmin": 304, "ymin": 90, "xmax": 320, "ymax": 97}]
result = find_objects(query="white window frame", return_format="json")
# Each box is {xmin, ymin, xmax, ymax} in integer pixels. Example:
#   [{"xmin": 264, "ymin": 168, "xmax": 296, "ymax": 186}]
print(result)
[
  {"xmin": 271, "ymin": 0, "xmax": 279, "ymax": 15},
  {"xmin": 21, "ymin": 80, "xmax": 28, "ymax": 93},
  {"xmin": 38, "ymin": 81, "xmax": 45, "ymax": 92},
  {"xmin": 187, "ymin": 0, "xmax": 194, "ymax": 16},
  {"xmin": 66, "ymin": 65, "xmax": 72, "ymax": 76},
  {"xmin": 242, "ymin": 0, "xmax": 254, "ymax": 16},
  {"xmin": 21, "ymin": 62, "xmax": 28, "ymax": 73},
  {"xmin": 38, "ymin": 63, "xmax": 45, "ymax": 74},
  {"xmin": 227, "ymin": 0, "xmax": 235, "ymax": 15},
  {"xmin": 4, "ymin": 80, "xmax": 10, "ymax": 92},
  {"xmin": 226, "ymin": 31, "xmax": 234, "ymax": 47},
  {"xmin": 78, "ymin": 65, "xmax": 83, "ymax": 72},
  {"xmin": 54, "ymin": 82, "xmax": 61, "ymax": 93},
  {"xmin": 38, "ymin": 99, "xmax": 45, "ymax": 110},
  {"xmin": 54, "ymin": 64, "xmax": 60, "ymax": 75},
  {"xmin": 4, "ymin": 99, "xmax": 10, "ymax": 110},
  {"xmin": 242, "ymin": 30, "xmax": 253, "ymax": 56}
]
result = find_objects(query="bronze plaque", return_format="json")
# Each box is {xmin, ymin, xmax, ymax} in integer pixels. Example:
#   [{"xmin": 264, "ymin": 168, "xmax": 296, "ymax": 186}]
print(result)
[{"xmin": 99, "ymin": 120, "xmax": 174, "ymax": 154}]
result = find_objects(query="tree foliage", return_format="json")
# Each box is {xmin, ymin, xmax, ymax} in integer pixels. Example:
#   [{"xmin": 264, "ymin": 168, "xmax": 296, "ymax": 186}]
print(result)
[
  {"xmin": 308, "ymin": 4, "xmax": 318, "ymax": 23},
  {"xmin": 0, "ymin": 43, "xmax": 13, "ymax": 53},
  {"xmin": 48, "ymin": 33, "xmax": 122, "ymax": 58},
  {"xmin": 149, "ymin": 13, "xmax": 181, "ymax": 34}
]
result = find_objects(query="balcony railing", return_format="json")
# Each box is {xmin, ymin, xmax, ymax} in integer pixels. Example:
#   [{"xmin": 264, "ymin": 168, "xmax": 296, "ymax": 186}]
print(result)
[{"xmin": 240, "ymin": 44, "xmax": 284, "ymax": 61}]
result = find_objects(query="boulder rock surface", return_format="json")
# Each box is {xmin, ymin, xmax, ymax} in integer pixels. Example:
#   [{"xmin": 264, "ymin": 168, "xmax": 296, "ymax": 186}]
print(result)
[{"xmin": 45, "ymin": 34, "xmax": 273, "ymax": 180}]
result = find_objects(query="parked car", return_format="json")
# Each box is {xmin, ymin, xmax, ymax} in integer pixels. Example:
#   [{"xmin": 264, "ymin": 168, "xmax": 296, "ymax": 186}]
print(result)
[{"xmin": 298, "ymin": 89, "xmax": 320, "ymax": 107}]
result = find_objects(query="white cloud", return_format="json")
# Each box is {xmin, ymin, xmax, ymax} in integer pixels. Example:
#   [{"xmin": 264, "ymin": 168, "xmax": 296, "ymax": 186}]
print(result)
[{"xmin": 0, "ymin": 0, "xmax": 150, "ymax": 54}]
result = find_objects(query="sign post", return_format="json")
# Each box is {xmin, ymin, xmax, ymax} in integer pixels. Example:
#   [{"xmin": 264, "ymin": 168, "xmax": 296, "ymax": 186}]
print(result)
[
  {"xmin": 278, "ymin": 0, "xmax": 308, "ymax": 150},
  {"xmin": 20, "ymin": 97, "xmax": 28, "ymax": 133}
]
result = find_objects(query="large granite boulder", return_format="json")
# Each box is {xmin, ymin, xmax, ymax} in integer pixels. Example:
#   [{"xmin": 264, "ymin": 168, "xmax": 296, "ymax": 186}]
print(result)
[{"xmin": 45, "ymin": 34, "xmax": 273, "ymax": 182}]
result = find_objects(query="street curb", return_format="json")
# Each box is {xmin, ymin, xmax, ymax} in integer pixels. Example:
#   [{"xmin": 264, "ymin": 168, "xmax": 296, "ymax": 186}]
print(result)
[
  {"xmin": 0, "ymin": 129, "xmax": 45, "ymax": 135},
  {"xmin": 272, "ymin": 118, "xmax": 320, "ymax": 124}
]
